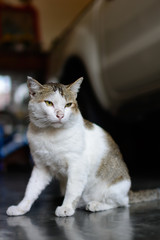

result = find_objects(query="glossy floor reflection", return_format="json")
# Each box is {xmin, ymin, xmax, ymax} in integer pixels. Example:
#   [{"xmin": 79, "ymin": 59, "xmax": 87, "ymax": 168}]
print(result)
[{"xmin": 0, "ymin": 173, "xmax": 160, "ymax": 240}]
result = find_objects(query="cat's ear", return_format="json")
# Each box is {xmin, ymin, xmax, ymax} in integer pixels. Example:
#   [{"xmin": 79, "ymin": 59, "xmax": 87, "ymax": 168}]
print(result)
[
  {"xmin": 67, "ymin": 77, "xmax": 83, "ymax": 97},
  {"xmin": 27, "ymin": 76, "xmax": 43, "ymax": 98}
]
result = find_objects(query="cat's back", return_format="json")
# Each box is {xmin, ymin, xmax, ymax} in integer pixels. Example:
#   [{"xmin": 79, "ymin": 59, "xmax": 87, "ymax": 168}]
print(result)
[
  {"xmin": 83, "ymin": 119, "xmax": 109, "ymax": 147},
  {"xmin": 83, "ymin": 119, "xmax": 110, "ymax": 161},
  {"xmin": 83, "ymin": 119, "xmax": 125, "ymax": 163},
  {"xmin": 83, "ymin": 119, "xmax": 119, "ymax": 154},
  {"xmin": 83, "ymin": 119, "xmax": 130, "ymax": 182}
]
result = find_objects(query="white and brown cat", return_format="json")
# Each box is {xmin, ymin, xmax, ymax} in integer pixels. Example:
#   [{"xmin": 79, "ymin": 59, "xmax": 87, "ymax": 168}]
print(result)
[{"xmin": 6, "ymin": 77, "xmax": 160, "ymax": 217}]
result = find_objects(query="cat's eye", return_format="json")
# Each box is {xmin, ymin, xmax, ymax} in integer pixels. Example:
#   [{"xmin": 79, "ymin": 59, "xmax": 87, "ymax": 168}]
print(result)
[
  {"xmin": 44, "ymin": 100, "xmax": 54, "ymax": 106},
  {"xmin": 65, "ymin": 102, "xmax": 72, "ymax": 108}
]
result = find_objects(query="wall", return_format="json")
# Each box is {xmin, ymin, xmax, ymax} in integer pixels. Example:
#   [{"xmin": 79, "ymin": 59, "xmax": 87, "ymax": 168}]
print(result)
[{"xmin": 2, "ymin": 0, "xmax": 93, "ymax": 51}]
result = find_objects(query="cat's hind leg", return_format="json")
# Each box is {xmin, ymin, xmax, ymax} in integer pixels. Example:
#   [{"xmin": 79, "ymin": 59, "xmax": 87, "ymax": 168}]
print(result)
[
  {"xmin": 86, "ymin": 179, "xmax": 131, "ymax": 213},
  {"xmin": 86, "ymin": 201, "xmax": 117, "ymax": 212},
  {"xmin": 6, "ymin": 166, "xmax": 52, "ymax": 216}
]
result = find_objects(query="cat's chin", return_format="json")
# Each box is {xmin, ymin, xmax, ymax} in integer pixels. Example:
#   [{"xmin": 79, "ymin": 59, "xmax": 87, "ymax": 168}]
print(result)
[{"xmin": 51, "ymin": 122, "xmax": 64, "ymax": 128}]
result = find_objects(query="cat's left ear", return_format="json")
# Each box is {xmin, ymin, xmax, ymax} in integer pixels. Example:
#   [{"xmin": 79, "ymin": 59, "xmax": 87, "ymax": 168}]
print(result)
[
  {"xmin": 67, "ymin": 77, "xmax": 83, "ymax": 97},
  {"xmin": 27, "ymin": 76, "xmax": 44, "ymax": 98}
]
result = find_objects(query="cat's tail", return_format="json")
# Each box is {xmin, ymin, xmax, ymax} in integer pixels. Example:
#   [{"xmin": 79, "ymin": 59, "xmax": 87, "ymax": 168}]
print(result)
[{"xmin": 129, "ymin": 188, "xmax": 160, "ymax": 204}]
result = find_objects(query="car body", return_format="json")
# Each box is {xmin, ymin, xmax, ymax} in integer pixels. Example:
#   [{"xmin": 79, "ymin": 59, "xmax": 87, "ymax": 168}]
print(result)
[{"xmin": 48, "ymin": 0, "xmax": 160, "ymax": 119}]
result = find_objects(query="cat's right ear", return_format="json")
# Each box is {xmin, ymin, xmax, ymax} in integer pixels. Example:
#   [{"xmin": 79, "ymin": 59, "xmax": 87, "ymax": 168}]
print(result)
[{"xmin": 27, "ymin": 77, "xmax": 43, "ymax": 98}]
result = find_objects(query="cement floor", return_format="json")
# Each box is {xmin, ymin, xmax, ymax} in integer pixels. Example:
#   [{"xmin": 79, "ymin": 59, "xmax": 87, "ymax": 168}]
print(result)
[{"xmin": 0, "ymin": 172, "xmax": 160, "ymax": 240}]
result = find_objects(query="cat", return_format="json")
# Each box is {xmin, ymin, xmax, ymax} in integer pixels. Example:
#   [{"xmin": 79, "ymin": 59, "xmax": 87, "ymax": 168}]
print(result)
[{"xmin": 6, "ymin": 77, "xmax": 160, "ymax": 217}]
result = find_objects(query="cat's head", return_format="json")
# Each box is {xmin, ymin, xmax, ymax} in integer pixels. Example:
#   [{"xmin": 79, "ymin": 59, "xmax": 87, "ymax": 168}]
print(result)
[{"xmin": 27, "ymin": 77, "xmax": 83, "ymax": 128}]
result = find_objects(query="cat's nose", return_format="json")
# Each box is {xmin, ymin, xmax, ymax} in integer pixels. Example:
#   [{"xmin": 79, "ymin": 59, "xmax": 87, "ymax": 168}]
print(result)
[{"xmin": 56, "ymin": 111, "xmax": 64, "ymax": 120}]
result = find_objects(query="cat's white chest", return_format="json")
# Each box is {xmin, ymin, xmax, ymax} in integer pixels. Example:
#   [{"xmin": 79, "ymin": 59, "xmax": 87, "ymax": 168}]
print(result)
[{"xmin": 27, "ymin": 124, "xmax": 84, "ymax": 175}]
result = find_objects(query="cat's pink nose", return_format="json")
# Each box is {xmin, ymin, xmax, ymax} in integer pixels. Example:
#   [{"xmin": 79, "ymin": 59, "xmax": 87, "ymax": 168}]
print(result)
[{"xmin": 56, "ymin": 111, "xmax": 64, "ymax": 120}]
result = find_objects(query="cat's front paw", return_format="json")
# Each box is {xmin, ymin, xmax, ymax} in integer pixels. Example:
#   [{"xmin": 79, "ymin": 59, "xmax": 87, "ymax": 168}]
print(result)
[
  {"xmin": 55, "ymin": 205, "xmax": 75, "ymax": 217},
  {"xmin": 6, "ymin": 206, "xmax": 27, "ymax": 216}
]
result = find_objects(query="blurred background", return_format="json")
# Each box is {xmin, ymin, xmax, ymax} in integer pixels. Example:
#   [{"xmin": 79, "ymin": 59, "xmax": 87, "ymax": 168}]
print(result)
[
  {"xmin": 0, "ymin": 0, "xmax": 160, "ymax": 179},
  {"xmin": 0, "ymin": 0, "xmax": 92, "ymax": 172}
]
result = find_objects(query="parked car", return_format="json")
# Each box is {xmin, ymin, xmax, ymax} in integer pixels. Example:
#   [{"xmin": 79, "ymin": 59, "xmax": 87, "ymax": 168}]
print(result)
[{"xmin": 48, "ymin": 0, "xmax": 160, "ymax": 121}]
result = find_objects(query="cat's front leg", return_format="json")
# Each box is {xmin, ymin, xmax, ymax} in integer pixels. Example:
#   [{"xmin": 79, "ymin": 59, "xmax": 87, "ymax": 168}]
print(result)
[
  {"xmin": 6, "ymin": 166, "xmax": 52, "ymax": 216},
  {"xmin": 55, "ymin": 162, "xmax": 87, "ymax": 217}
]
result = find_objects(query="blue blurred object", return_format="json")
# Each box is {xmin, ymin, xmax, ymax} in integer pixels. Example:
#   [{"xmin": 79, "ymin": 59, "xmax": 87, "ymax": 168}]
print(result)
[{"xmin": 0, "ymin": 124, "xmax": 28, "ymax": 171}]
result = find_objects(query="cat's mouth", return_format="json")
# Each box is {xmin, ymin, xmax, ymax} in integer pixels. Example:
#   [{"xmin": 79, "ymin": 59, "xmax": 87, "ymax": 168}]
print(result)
[
  {"xmin": 55, "ymin": 119, "xmax": 63, "ymax": 123},
  {"xmin": 52, "ymin": 118, "xmax": 65, "ymax": 125},
  {"xmin": 52, "ymin": 121, "xmax": 64, "ymax": 128},
  {"xmin": 49, "ymin": 116, "xmax": 64, "ymax": 124}
]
